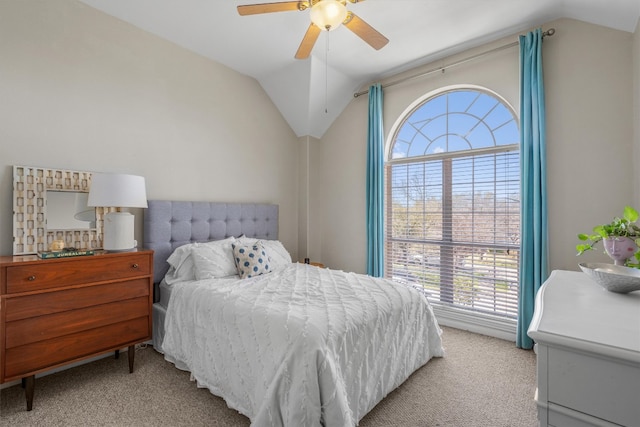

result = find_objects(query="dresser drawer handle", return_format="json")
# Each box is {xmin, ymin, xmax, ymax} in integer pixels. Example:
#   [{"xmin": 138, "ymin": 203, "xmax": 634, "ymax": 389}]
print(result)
[
  {"xmin": 27, "ymin": 275, "xmax": 36, "ymax": 281},
  {"xmin": 132, "ymin": 263, "xmax": 139, "ymax": 269}
]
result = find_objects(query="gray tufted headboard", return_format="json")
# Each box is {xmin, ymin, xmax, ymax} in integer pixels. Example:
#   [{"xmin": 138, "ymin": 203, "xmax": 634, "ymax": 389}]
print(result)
[{"xmin": 143, "ymin": 200, "xmax": 279, "ymax": 284}]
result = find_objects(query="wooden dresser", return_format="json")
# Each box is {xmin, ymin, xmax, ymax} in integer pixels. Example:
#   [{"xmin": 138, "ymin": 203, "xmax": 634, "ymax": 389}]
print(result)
[
  {"xmin": 528, "ymin": 270, "xmax": 640, "ymax": 427},
  {"xmin": 0, "ymin": 250, "xmax": 153, "ymax": 411}
]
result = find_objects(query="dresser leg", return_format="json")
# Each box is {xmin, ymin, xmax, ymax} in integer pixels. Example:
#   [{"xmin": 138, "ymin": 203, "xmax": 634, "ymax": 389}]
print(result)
[
  {"xmin": 115, "ymin": 349, "xmax": 120, "ymax": 359},
  {"xmin": 24, "ymin": 375, "xmax": 35, "ymax": 411},
  {"xmin": 128, "ymin": 345, "xmax": 135, "ymax": 373}
]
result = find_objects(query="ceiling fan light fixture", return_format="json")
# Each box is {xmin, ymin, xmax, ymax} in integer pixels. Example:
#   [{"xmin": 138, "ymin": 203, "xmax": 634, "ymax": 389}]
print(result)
[{"xmin": 310, "ymin": 0, "xmax": 347, "ymax": 31}]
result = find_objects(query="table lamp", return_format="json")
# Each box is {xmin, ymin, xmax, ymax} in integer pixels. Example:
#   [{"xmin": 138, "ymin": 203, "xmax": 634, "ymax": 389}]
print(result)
[{"xmin": 88, "ymin": 173, "xmax": 148, "ymax": 251}]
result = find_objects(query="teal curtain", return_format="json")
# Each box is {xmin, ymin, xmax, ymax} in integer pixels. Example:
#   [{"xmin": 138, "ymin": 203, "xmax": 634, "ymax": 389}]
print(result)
[
  {"xmin": 366, "ymin": 84, "xmax": 384, "ymax": 277},
  {"xmin": 517, "ymin": 29, "xmax": 549, "ymax": 349}
]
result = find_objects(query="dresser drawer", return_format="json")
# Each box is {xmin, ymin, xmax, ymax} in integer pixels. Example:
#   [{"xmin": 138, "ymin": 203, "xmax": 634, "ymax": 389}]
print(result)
[
  {"xmin": 4, "ymin": 317, "xmax": 150, "ymax": 380},
  {"xmin": 5, "ymin": 254, "xmax": 151, "ymax": 293},
  {"xmin": 547, "ymin": 347, "xmax": 640, "ymax": 427},
  {"xmin": 4, "ymin": 278, "xmax": 150, "ymax": 322},
  {"xmin": 6, "ymin": 296, "xmax": 149, "ymax": 348}
]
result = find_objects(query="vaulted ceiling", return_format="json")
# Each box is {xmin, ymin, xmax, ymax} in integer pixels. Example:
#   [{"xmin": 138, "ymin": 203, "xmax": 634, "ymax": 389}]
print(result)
[{"xmin": 79, "ymin": 0, "xmax": 640, "ymax": 138}]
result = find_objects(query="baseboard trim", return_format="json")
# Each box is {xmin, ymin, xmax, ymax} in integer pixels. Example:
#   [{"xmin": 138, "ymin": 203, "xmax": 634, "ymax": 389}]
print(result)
[{"xmin": 433, "ymin": 305, "xmax": 517, "ymax": 342}]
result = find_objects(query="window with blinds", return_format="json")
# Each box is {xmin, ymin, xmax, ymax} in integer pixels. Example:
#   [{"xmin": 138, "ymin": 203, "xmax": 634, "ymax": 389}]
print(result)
[{"xmin": 386, "ymin": 88, "xmax": 520, "ymax": 319}]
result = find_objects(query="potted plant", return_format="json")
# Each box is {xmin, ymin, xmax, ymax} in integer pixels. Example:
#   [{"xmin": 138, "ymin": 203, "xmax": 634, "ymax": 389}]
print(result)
[{"xmin": 576, "ymin": 206, "xmax": 640, "ymax": 267}]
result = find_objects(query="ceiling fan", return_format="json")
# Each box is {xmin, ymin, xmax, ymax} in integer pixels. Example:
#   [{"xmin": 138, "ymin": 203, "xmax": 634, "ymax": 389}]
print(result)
[{"xmin": 237, "ymin": 0, "xmax": 389, "ymax": 59}]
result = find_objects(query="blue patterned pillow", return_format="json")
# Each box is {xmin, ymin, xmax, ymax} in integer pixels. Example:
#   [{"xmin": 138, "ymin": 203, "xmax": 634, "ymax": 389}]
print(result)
[{"xmin": 232, "ymin": 243, "xmax": 272, "ymax": 279}]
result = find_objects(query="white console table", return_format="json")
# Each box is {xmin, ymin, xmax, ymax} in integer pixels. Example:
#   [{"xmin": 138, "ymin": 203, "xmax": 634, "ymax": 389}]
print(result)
[{"xmin": 528, "ymin": 270, "xmax": 640, "ymax": 427}]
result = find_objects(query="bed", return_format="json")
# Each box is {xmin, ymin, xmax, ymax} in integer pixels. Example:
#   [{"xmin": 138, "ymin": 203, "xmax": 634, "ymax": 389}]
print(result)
[{"xmin": 144, "ymin": 200, "xmax": 444, "ymax": 426}]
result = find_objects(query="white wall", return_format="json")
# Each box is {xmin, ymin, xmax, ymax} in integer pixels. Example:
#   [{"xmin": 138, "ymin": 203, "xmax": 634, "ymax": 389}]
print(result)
[
  {"xmin": 544, "ymin": 19, "xmax": 633, "ymax": 271},
  {"xmin": 316, "ymin": 18, "xmax": 635, "ymax": 274},
  {"xmin": 0, "ymin": 0, "xmax": 300, "ymax": 258},
  {"xmin": 298, "ymin": 135, "xmax": 323, "ymax": 263},
  {"xmin": 634, "ymin": 18, "xmax": 640, "ymax": 209}
]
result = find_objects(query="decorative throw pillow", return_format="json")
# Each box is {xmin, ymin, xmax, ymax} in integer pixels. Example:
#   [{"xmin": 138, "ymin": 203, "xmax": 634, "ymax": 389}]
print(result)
[
  {"xmin": 236, "ymin": 235, "xmax": 258, "ymax": 245},
  {"xmin": 236, "ymin": 236, "xmax": 291, "ymax": 271},
  {"xmin": 232, "ymin": 243, "xmax": 272, "ymax": 279}
]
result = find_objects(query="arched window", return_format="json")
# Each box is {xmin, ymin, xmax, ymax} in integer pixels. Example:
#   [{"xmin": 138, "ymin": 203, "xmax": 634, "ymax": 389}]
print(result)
[{"xmin": 386, "ymin": 86, "xmax": 520, "ymax": 319}]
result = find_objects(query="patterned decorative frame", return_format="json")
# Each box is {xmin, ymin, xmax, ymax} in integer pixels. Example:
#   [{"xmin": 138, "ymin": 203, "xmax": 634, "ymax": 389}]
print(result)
[{"xmin": 12, "ymin": 165, "xmax": 114, "ymax": 255}]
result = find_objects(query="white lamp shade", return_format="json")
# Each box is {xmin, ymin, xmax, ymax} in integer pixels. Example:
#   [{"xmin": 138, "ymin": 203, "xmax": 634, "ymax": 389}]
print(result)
[
  {"xmin": 88, "ymin": 173, "xmax": 148, "ymax": 208},
  {"xmin": 310, "ymin": 0, "xmax": 347, "ymax": 31}
]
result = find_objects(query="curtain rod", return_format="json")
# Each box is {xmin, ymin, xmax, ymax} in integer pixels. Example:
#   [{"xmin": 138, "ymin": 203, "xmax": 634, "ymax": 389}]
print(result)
[{"xmin": 353, "ymin": 28, "xmax": 555, "ymax": 98}]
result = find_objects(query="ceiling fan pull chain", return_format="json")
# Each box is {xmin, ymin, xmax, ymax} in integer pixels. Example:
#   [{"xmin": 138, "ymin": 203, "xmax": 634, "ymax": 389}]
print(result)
[{"xmin": 325, "ymin": 32, "xmax": 329, "ymax": 114}]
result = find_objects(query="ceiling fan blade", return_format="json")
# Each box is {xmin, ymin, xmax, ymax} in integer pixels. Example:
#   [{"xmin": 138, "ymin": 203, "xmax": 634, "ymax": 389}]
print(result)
[
  {"xmin": 237, "ymin": 1, "xmax": 304, "ymax": 16},
  {"xmin": 343, "ymin": 12, "xmax": 389, "ymax": 50},
  {"xmin": 295, "ymin": 23, "xmax": 321, "ymax": 59}
]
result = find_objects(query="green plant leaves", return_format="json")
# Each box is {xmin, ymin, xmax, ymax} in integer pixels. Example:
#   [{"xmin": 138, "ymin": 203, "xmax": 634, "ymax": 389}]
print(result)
[
  {"xmin": 576, "ymin": 206, "xmax": 640, "ymax": 268},
  {"xmin": 575, "ymin": 243, "xmax": 593, "ymax": 255},
  {"xmin": 593, "ymin": 225, "xmax": 608, "ymax": 238},
  {"xmin": 624, "ymin": 206, "xmax": 639, "ymax": 223}
]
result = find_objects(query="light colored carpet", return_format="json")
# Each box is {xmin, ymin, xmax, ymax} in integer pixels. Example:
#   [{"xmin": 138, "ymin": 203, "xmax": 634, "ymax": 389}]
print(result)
[{"xmin": 0, "ymin": 326, "xmax": 538, "ymax": 426}]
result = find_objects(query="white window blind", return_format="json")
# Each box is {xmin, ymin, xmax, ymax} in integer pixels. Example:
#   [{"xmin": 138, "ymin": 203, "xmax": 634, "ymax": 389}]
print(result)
[{"xmin": 386, "ymin": 88, "xmax": 520, "ymax": 320}]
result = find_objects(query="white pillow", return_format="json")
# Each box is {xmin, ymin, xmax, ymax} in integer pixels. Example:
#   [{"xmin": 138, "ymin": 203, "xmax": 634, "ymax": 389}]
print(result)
[
  {"xmin": 164, "ymin": 237, "xmax": 237, "ymax": 284},
  {"xmin": 258, "ymin": 239, "xmax": 292, "ymax": 270},
  {"xmin": 192, "ymin": 237, "xmax": 238, "ymax": 280},
  {"xmin": 165, "ymin": 242, "xmax": 200, "ymax": 284},
  {"xmin": 232, "ymin": 242, "xmax": 272, "ymax": 279}
]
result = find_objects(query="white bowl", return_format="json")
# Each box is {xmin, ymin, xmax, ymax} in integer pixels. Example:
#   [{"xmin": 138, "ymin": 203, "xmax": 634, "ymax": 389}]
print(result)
[{"xmin": 579, "ymin": 262, "xmax": 640, "ymax": 294}]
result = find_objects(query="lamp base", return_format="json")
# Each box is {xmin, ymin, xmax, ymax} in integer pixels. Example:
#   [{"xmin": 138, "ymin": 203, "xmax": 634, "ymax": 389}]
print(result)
[{"xmin": 103, "ymin": 212, "xmax": 137, "ymax": 251}]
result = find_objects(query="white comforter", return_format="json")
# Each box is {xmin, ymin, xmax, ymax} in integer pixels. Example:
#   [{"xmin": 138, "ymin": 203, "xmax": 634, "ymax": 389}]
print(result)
[{"xmin": 161, "ymin": 263, "xmax": 443, "ymax": 427}]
